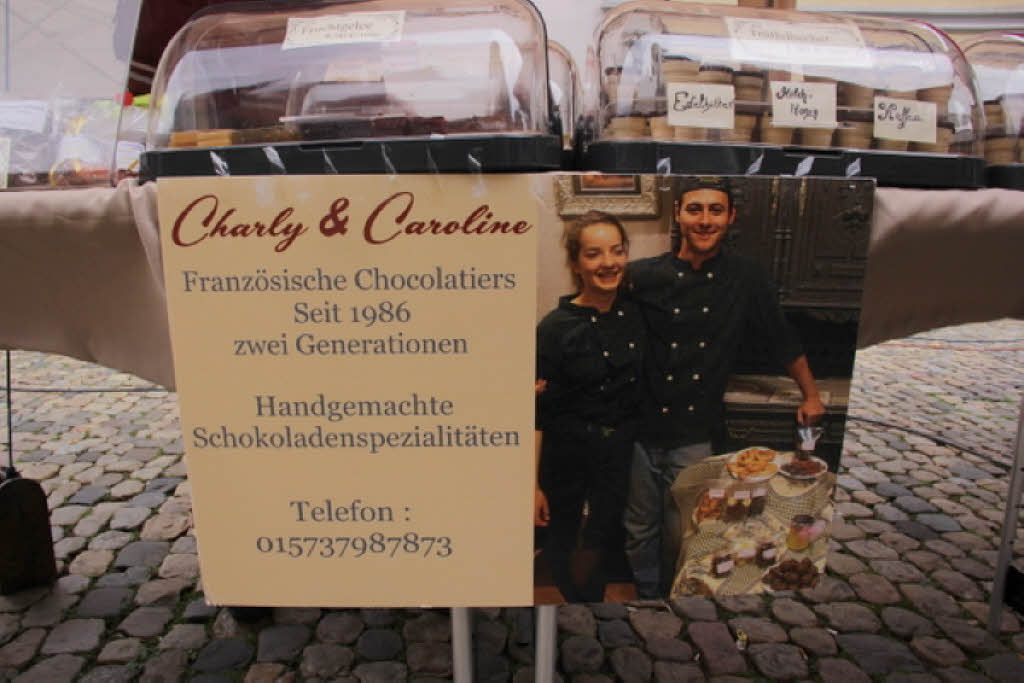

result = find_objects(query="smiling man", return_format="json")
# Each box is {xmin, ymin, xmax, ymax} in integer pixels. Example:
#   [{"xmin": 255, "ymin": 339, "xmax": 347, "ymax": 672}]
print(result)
[{"xmin": 624, "ymin": 177, "xmax": 825, "ymax": 599}]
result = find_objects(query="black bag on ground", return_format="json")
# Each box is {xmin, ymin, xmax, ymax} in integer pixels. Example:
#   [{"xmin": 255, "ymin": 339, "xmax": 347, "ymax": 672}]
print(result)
[{"xmin": 0, "ymin": 470, "xmax": 57, "ymax": 595}]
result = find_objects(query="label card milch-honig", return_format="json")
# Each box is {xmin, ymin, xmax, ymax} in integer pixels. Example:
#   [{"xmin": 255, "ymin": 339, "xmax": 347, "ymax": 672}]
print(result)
[{"xmin": 159, "ymin": 175, "xmax": 537, "ymax": 607}]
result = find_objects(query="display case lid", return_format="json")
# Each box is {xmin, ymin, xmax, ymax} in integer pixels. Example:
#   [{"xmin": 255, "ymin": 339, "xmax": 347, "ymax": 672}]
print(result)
[
  {"xmin": 548, "ymin": 40, "xmax": 580, "ymax": 152},
  {"xmin": 579, "ymin": 0, "xmax": 984, "ymax": 188},
  {"xmin": 143, "ymin": 0, "xmax": 561, "ymax": 175},
  {"xmin": 961, "ymin": 32, "xmax": 1024, "ymax": 185}
]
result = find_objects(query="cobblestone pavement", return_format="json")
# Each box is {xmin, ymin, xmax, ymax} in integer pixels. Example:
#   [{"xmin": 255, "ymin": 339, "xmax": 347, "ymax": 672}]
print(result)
[{"xmin": 2, "ymin": 320, "xmax": 1024, "ymax": 682}]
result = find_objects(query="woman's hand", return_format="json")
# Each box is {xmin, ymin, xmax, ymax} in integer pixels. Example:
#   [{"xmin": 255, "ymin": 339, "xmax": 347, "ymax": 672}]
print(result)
[
  {"xmin": 534, "ymin": 488, "xmax": 550, "ymax": 526},
  {"xmin": 535, "ymin": 379, "xmax": 548, "ymax": 395}
]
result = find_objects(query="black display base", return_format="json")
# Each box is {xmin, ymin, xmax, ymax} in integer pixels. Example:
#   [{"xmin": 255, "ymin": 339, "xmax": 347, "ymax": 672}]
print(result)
[
  {"xmin": 140, "ymin": 135, "xmax": 563, "ymax": 180},
  {"xmin": 582, "ymin": 141, "xmax": 985, "ymax": 189},
  {"xmin": 0, "ymin": 474, "xmax": 57, "ymax": 595},
  {"xmin": 986, "ymin": 163, "xmax": 1024, "ymax": 190}
]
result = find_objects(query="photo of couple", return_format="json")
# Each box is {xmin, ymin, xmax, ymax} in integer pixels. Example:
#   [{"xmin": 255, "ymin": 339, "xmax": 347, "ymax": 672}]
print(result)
[{"xmin": 534, "ymin": 175, "xmax": 871, "ymax": 603}]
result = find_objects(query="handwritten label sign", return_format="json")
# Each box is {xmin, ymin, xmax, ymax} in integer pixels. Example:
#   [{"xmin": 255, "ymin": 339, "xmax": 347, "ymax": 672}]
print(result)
[
  {"xmin": 666, "ymin": 83, "xmax": 735, "ymax": 129},
  {"xmin": 874, "ymin": 96, "xmax": 937, "ymax": 143},
  {"xmin": 159, "ymin": 175, "xmax": 536, "ymax": 606},
  {"xmin": 283, "ymin": 11, "xmax": 404, "ymax": 49},
  {"xmin": 770, "ymin": 81, "xmax": 837, "ymax": 128},
  {"xmin": 726, "ymin": 18, "xmax": 870, "ymax": 69}
]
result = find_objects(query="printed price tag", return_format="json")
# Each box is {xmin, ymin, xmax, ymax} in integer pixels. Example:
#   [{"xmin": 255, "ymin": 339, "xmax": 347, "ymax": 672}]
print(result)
[
  {"xmin": 874, "ymin": 97, "xmax": 937, "ymax": 143},
  {"xmin": 0, "ymin": 137, "xmax": 10, "ymax": 189},
  {"xmin": 726, "ymin": 18, "xmax": 870, "ymax": 69},
  {"xmin": 770, "ymin": 81, "xmax": 837, "ymax": 128},
  {"xmin": 283, "ymin": 11, "xmax": 405, "ymax": 49},
  {"xmin": 666, "ymin": 83, "xmax": 735, "ymax": 130}
]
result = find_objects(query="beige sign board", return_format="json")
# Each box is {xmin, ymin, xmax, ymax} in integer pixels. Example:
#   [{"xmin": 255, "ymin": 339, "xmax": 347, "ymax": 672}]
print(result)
[
  {"xmin": 158, "ymin": 175, "xmax": 537, "ymax": 607},
  {"xmin": 666, "ymin": 83, "xmax": 736, "ymax": 129},
  {"xmin": 770, "ymin": 81, "xmax": 837, "ymax": 128},
  {"xmin": 874, "ymin": 96, "xmax": 937, "ymax": 144}
]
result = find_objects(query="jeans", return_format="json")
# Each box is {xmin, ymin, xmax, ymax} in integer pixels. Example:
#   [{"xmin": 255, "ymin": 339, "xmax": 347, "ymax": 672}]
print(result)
[{"xmin": 624, "ymin": 440, "xmax": 711, "ymax": 598}]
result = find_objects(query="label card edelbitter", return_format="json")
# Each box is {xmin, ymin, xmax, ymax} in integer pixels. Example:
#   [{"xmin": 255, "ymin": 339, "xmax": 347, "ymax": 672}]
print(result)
[{"xmin": 158, "ymin": 175, "xmax": 537, "ymax": 607}]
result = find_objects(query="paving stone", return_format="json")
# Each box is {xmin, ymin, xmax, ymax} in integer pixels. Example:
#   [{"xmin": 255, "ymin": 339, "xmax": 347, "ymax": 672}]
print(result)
[
  {"xmin": 815, "ymin": 602, "xmax": 882, "ymax": 633},
  {"xmin": 67, "ymin": 486, "xmax": 108, "ymax": 506},
  {"xmin": 403, "ymin": 612, "xmax": 450, "ymax": 642},
  {"xmin": 728, "ymin": 617, "xmax": 787, "ymax": 643},
  {"xmin": 748, "ymin": 643, "xmax": 807, "ymax": 680},
  {"xmin": 68, "ymin": 549, "xmax": 114, "ymax": 577},
  {"xmin": 108, "ymin": 507, "xmax": 150, "ymax": 530},
  {"xmin": 96, "ymin": 567, "xmax": 151, "ymax": 588},
  {"xmin": 40, "ymin": 618, "xmax": 105, "ymax": 654},
  {"xmin": 193, "ymin": 638, "xmax": 254, "ymax": 672},
  {"xmin": 945, "ymin": 532, "xmax": 992, "ymax": 551},
  {"xmin": 359, "ymin": 608, "xmax": 395, "ymax": 627},
  {"xmin": 923, "ymin": 540, "xmax": 967, "ymax": 558},
  {"xmin": 271, "ymin": 607, "xmax": 320, "ymax": 625},
  {"xmin": 609, "ymin": 646, "xmax": 652, "ymax": 683},
  {"xmin": 22, "ymin": 593, "xmax": 78, "ymax": 628},
  {"xmin": 818, "ymin": 657, "xmax": 873, "ymax": 683},
  {"xmin": 88, "ymin": 531, "xmax": 134, "ymax": 551},
  {"xmin": 560, "ymin": 635, "xmax": 603, "ymax": 673},
  {"xmin": 933, "ymin": 666, "xmax": 993, "ymax": 683},
  {"xmin": 836, "ymin": 633, "xmax": 925, "ymax": 675},
  {"xmin": 895, "ymin": 521, "xmax": 941, "ymax": 540},
  {"xmin": 838, "ymin": 502, "xmax": 874, "ymax": 518},
  {"xmin": 932, "ymin": 570, "xmax": 984, "ymax": 601},
  {"xmin": 653, "ymin": 661, "xmax": 704, "ymax": 683},
  {"xmin": 799, "ymin": 576, "xmax": 856, "ymax": 603},
  {"xmin": 770, "ymin": 598, "xmax": 817, "ymax": 627},
  {"xmin": 885, "ymin": 673, "xmax": 943, "ymax": 683},
  {"xmin": 53, "ymin": 536, "xmax": 86, "ymax": 560},
  {"xmin": 909, "ymin": 636, "xmax": 967, "ymax": 667},
  {"xmin": 896, "ymin": 496, "xmax": 939, "ymax": 514},
  {"xmin": 670, "ymin": 596, "xmax": 718, "ymax": 621},
  {"xmin": 853, "ymin": 489, "xmax": 886, "ymax": 505},
  {"xmin": 838, "ymin": 475, "xmax": 865, "ymax": 491},
  {"xmin": 0, "ymin": 628, "xmax": 46, "ymax": 668},
  {"xmin": 352, "ymin": 661, "xmax": 407, "ymax": 682},
  {"xmin": 134, "ymin": 578, "xmax": 189, "ymax": 605},
  {"xmin": 644, "ymin": 636, "xmax": 692, "ymax": 662},
  {"xmin": 870, "ymin": 560, "xmax": 926, "ymax": 583},
  {"xmin": 108, "ymin": 480, "xmax": 144, "ymax": 499},
  {"xmin": 901, "ymin": 584, "xmax": 964, "ymax": 618},
  {"xmin": 876, "ymin": 483, "xmax": 915, "ymax": 499},
  {"xmin": 355, "ymin": 628, "xmax": 401, "ymax": 661},
  {"xmin": 789, "ymin": 627, "xmax": 836, "ymax": 655},
  {"xmin": 257, "ymin": 624, "xmax": 310, "ymax": 663},
  {"xmin": 96, "ymin": 638, "xmax": 141, "ymax": 663},
  {"xmin": 156, "ymin": 553, "xmax": 199, "ymax": 580},
  {"xmin": 847, "ymin": 539, "xmax": 900, "ymax": 560},
  {"xmin": 75, "ymin": 588, "xmax": 133, "ymax": 618},
  {"xmin": 0, "ymin": 614, "xmax": 19, "ymax": 647},
  {"xmin": 474, "ymin": 619, "xmax": 508, "ymax": 655},
  {"xmin": 827, "ymin": 552, "xmax": 868, "ymax": 576},
  {"xmin": 879, "ymin": 531, "xmax": 922, "ymax": 553},
  {"xmin": 50, "ymin": 505, "xmax": 90, "ymax": 526},
  {"xmin": 557, "ymin": 604, "xmax": 597, "ymax": 637},
  {"xmin": 857, "ymin": 519, "xmax": 898, "ymax": 535},
  {"xmin": 848, "ymin": 467, "xmax": 889, "ymax": 485},
  {"xmin": 849, "ymin": 572, "xmax": 902, "ymax": 604},
  {"xmin": 317, "ymin": 611, "xmax": 365, "ymax": 644},
  {"xmin": 830, "ymin": 520, "xmax": 867, "ymax": 541},
  {"xmin": 598, "ymin": 620, "xmax": 637, "ymax": 647},
  {"xmin": 713, "ymin": 594, "xmax": 765, "ymax": 614},
  {"xmin": 628, "ymin": 609, "xmax": 682, "ymax": 641},
  {"xmin": 139, "ymin": 513, "xmax": 190, "ymax": 541},
  {"xmin": 906, "ymin": 550, "xmax": 952, "ymax": 573},
  {"xmin": 881, "ymin": 606, "xmax": 937, "ymax": 638},
  {"xmin": 114, "ymin": 541, "xmax": 169, "ymax": 569},
  {"xmin": 118, "ymin": 606, "xmax": 172, "ymax": 637},
  {"xmin": 934, "ymin": 617, "xmax": 1007, "ymax": 656},
  {"xmin": 54, "ymin": 575, "xmax": 90, "ymax": 595},
  {"xmin": 300, "ymin": 642, "xmax": 356, "ymax": 677},
  {"xmin": 12, "ymin": 654, "xmax": 85, "ymax": 683},
  {"xmin": 919, "ymin": 514, "xmax": 964, "ymax": 533},
  {"xmin": 980, "ymin": 653, "xmax": 1024, "ymax": 683},
  {"xmin": 687, "ymin": 622, "xmax": 745, "ymax": 675}
]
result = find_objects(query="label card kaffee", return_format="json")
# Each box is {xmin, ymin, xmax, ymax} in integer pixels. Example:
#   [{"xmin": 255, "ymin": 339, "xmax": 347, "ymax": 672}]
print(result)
[
  {"xmin": 770, "ymin": 81, "xmax": 837, "ymax": 128},
  {"xmin": 874, "ymin": 96, "xmax": 937, "ymax": 143},
  {"xmin": 159, "ymin": 175, "xmax": 536, "ymax": 606},
  {"xmin": 666, "ymin": 83, "xmax": 735, "ymax": 129}
]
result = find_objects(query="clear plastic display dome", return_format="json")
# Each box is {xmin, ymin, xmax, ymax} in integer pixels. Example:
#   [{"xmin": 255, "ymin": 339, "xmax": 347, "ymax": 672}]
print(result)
[
  {"xmin": 961, "ymin": 32, "xmax": 1024, "ymax": 187},
  {"xmin": 142, "ymin": 0, "xmax": 561, "ymax": 176},
  {"xmin": 581, "ymin": 0, "xmax": 984, "ymax": 187},
  {"xmin": 547, "ymin": 40, "xmax": 580, "ymax": 151}
]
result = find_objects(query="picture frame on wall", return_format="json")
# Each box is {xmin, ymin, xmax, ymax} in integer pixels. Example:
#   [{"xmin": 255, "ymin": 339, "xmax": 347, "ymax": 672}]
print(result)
[{"xmin": 554, "ymin": 173, "xmax": 661, "ymax": 218}]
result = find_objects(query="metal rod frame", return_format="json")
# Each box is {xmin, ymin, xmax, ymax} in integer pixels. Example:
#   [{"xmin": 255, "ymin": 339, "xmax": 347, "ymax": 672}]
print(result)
[{"xmin": 988, "ymin": 396, "xmax": 1024, "ymax": 634}]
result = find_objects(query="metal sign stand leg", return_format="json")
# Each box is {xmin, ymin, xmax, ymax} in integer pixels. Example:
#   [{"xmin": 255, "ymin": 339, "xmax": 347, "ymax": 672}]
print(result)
[
  {"xmin": 451, "ymin": 607, "xmax": 473, "ymax": 681},
  {"xmin": 535, "ymin": 604, "xmax": 557, "ymax": 682},
  {"xmin": 988, "ymin": 396, "xmax": 1024, "ymax": 635}
]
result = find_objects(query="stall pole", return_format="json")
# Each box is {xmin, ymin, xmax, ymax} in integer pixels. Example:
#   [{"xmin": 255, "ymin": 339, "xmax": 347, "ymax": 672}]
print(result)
[
  {"xmin": 3, "ymin": 350, "xmax": 11, "ymax": 477},
  {"xmin": 988, "ymin": 396, "xmax": 1024, "ymax": 634},
  {"xmin": 535, "ymin": 605, "xmax": 557, "ymax": 682},
  {"xmin": 451, "ymin": 607, "xmax": 473, "ymax": 682}
]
